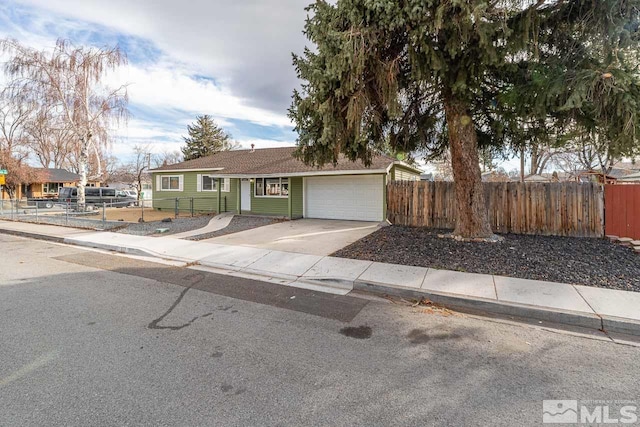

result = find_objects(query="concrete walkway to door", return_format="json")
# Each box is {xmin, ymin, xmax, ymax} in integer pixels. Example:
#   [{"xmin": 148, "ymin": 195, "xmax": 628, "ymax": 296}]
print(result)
[{"xmin": 202, "ymin": 219, "xmax": 382, "ymax": 256}]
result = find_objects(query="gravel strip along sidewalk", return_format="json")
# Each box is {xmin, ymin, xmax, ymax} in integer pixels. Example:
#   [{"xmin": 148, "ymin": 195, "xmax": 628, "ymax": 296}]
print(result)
[
  {"xmin": 332, "ymin": 226, "xmax": 640, "ymax": 292},
  {"xmin": 0, "ymin": 214, "xmax": 128, "ymax": 230},
  {"xmin": 117, "ymin": 216, "xmax": 213, "ymax": 236},
  {"xmin": 186, "ymin": 216, "xmax": 281, "ymax": 241}
]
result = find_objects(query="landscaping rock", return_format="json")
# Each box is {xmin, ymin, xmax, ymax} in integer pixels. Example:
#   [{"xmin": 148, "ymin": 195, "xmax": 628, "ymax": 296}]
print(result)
[
  {"xmin": 333, "ymin": 226, "xmax": 640, "ymax": 292},
  {"xmin": 116, "ymin": 216, "xmax": 212, "ymax": 236}
]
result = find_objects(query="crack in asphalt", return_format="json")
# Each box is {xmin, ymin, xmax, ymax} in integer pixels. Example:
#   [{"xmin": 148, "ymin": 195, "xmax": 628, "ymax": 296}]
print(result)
[{"xmin": 147, "ymin": 272, "xmax": 214, "ymax": 330}]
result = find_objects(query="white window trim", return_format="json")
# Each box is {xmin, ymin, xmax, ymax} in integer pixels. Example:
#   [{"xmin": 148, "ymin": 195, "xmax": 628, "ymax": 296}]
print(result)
[
  {"xmin": 254, "ymin": 177, "xmax": 289, "ymax": 198},
  {"xmin": 157, "ymin": 174, "xmax": 184, "ymax": 192},
  {"xmin": 221, "ymin": 177, "xmax": 231, "ymax": 192}
]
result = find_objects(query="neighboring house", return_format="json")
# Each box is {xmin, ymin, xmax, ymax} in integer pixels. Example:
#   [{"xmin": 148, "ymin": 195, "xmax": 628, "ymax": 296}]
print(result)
[
  {"xmin": 150, "ymin": 147, "xmax": 421, "ymax": 221},
  {"xmin": 481, "ymin": 171, "xmax": 511, "ymax": 182},
  {"xmin": 522, "ymin": 174, "xmax": 551, "ymax": 183},
  {"xmin": 569, "ymin": 167, "xmax": 638, "ymax": 184},
  {"xmin": 617, "ymin": 171, "xmax": 640, "ymax": 183},
  {"xmin": 4, "ymin": 168, "xmax": 100, "ymax": 200}
]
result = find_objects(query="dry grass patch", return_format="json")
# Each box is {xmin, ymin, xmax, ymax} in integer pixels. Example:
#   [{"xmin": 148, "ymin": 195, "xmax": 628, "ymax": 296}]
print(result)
[{"xmin": 103, "ymin": 207, "xmax": 183, "ymax": 222}]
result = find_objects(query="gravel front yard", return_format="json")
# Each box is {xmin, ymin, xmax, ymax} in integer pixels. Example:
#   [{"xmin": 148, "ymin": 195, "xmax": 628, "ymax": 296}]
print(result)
[
  {"xmin": 117, "ymin": 216, "xmax": 213, "ymax": 236},
  {"xmin": 332, "ymin": 226, "xmax": 640, "ymax": 292},
  {"xmin": 187, "ymin": 216, "xmax": 281, "ymax": 241}
]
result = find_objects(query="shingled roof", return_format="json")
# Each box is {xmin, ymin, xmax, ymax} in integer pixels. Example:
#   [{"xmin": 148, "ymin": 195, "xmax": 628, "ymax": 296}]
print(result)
[
  {"xmin": 35, "ymin": 168, "xmax": 81, "ymax": 183},
  {"xmin": 151, "ymin": 147, "xmax": 414, "ymax": 175}
]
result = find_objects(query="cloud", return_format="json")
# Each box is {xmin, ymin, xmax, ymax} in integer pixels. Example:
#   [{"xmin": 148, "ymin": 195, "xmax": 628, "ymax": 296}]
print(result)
[
  {"xmin": 108, "ymin": 62, "xmax": 293, "ymax": 128},
  {"xmin": 12, "ymin": 0, "xmax": 310, "ymax": 114}
]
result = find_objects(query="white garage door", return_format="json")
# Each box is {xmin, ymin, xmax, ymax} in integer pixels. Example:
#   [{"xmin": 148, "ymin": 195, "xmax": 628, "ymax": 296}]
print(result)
[{"xmin": 305, "ymin": 175, "xmax": 384, "ymax": 221}]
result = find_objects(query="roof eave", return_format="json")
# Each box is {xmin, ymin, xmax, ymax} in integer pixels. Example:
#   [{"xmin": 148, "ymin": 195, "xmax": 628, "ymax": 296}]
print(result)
[{"xmin": 150, "ymin": 169, "xmax": 389, "ymax": 178}]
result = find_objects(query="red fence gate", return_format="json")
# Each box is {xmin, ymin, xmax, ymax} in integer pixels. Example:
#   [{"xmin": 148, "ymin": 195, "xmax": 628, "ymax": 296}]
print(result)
[{"xmin": 605, "ymin": 184, "xmax": 640, "ymax": 239}]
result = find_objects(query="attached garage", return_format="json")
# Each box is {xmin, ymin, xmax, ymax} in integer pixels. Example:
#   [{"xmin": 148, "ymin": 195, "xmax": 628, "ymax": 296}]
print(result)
[{"xmin": 304, "ymin": 174, "xmax": 384, "ymax": 221}]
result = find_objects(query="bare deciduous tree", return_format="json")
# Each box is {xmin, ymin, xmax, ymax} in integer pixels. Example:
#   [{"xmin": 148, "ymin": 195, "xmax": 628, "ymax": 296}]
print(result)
[
  {"xmin": 1, "ymin": 38, "xmax": 129, "ymax": 209},
  {"xmin": 129, "ymin": 145, "xmax": 152, "ymax": 201},
  {"xmin": 24, "ymin": 106, "xmax": 74, "ymax": 168},
  {"xmin": 153, "ymin": 150, "xmax": 183, "ymax": 168},
  {"xmin": 0, "ymin": 83, "xmax": 32, "ymax": 158}
]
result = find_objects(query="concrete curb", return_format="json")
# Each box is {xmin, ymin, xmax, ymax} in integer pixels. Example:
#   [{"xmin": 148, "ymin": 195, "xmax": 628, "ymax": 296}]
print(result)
[
  {"xmin": 63, "ymin": 238, "xmax": 153, "ymax": 258},
  {"xmin": 601, "ymin": 315, "xmax": 640, "ymax": 336},
  {"xmin": 0, "ymin": 228, "xmax": 65, "ymax": 244},
  {"xmin": 353, "ymin": 281, "xmax": 607, "ymax": 333}
]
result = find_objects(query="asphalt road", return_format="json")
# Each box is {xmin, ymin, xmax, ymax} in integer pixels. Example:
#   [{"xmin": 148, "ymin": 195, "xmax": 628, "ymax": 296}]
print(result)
[{"xmin": 0, "ymin": 234, "xmax": 639, "ymax": 426}]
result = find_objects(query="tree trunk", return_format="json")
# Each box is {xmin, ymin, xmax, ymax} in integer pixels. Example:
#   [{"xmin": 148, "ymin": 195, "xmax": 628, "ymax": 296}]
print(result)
[
  {"xmin": 530, "ymin": 145, "xmax": 538, "ymax": 176},
  {"xmin": 77, "ymin": 136, "xmax": 89, "ymax": 210},
  {"xmin": 443, "ymin": 93, "xmax": 493, "ymax": 239},
  {"xmin": 520, "ymin": 147, "xmax": 525, "ymax": 183}
]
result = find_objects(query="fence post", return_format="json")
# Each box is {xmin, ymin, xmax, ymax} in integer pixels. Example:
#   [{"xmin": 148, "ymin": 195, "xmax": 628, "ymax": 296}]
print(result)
[
  {"xmin": 66, "ymin": 201, "xmax": 69, "ymax": 226},
  {"xmin": 102, "ymin": 202, "xmax": 106, "ymax": 229},
  {"xmin": 141, "ymin": 198, "xmax": 145, "ymax": 223},
  {"xmin": 190, "ymin": 197, "xmax": 194, "ymax": 217},
  {"xmin": 35, "ymin": 201, "xmax": 39, "ymax": 223},
  {"xmin": 175, "ymin": 198, "xmax": 179, "ymax": 218}
]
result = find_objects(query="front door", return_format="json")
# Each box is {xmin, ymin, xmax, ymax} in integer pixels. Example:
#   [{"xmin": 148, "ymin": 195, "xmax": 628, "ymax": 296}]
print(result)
[{"xmin": 241, "ymin": 179, "xmax": 251, "ymax": 212}]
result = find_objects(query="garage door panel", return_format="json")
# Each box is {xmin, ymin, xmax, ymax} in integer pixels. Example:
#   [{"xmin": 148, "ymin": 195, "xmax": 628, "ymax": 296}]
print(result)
[{"xmin": 305, "ymin": 175, "xmax": 383, "ymax": 221}]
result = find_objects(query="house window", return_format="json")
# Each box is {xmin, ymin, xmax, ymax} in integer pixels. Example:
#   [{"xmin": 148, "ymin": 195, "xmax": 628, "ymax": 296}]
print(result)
[
  {"xmin": 255, "ymin": 178, "xmax": 288, "ymax": 197},
  {"xmin": 202, "ymin": 175, "xmax": 217, "ymax": 191},
  {"xmin": 255, "ymin": 178, "xmax": 264, "ymax": 196},
  {"xmin": 43, "ymin": 182, "xmax": 63, "ymax": 194},
  {"xmin": 160, "ymin": 175, "xmax": 182, "ymax": 191},
  {"xmin": 200, "ymin": 176, "xmax": 230, "ymax": 192}
]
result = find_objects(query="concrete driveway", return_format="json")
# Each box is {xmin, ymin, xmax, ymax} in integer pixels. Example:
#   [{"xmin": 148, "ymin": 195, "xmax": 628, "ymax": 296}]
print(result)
[{"xmin": 204, "ymin": 219, "xmax": 381, "ymax": 256}]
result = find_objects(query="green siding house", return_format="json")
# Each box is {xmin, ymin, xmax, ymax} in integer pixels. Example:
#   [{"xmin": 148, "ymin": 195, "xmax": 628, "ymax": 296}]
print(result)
[{"xmin": 151, "ymin": 147, "xmax": 421, "ymax": 221}]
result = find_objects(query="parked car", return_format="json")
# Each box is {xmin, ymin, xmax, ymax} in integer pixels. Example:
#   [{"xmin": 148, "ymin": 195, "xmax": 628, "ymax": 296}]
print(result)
[
  {"xmin": 117, "ymin": 189, "xmax": 139, "ymax": 199},
  {"xmin": 58, "ymin": 187, "xmax": 137, "ymax": 208},
  {"xmin": 25, "ymin": 199, "xmax": 56, "ymax": 209}
]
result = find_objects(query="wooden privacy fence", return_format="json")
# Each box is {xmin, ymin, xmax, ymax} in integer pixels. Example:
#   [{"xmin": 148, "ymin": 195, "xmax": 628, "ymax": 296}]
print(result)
[
  {"xmin": 387, "ymin": 181, "xmax": 605, "ymax": 237},
  {"xmin": 605, "ymin": 184, "xmax": 640, "ymax": 240}
]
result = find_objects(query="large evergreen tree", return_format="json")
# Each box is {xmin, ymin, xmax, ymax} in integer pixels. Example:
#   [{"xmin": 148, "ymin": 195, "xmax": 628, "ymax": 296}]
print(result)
[
  {"xmin": 181, "ymin": 115, "xmax": 233, "ymax": 161},
  {"xmin": 290, "ymin": 0, "xmax": 640, "ymax": 239}
]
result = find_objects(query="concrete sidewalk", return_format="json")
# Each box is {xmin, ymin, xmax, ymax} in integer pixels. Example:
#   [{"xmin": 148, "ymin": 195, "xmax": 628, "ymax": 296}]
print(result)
[{"xmin": 1, "ymin": 219, "xmax": 639, "ymax": 336}]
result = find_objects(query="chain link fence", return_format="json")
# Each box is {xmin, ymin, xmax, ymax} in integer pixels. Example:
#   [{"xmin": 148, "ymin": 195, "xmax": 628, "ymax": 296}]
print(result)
[
  {"xmin": 0, "ymin": 198, "xmax": 140, "ymax": 230},
  {"xmin": 0, "ymin": 196, "xmax": 222, "ymax": 230}
]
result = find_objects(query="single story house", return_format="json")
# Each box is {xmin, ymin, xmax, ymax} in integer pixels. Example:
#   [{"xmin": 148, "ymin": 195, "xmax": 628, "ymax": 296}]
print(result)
[
  {"xmin": 150, "ymin": 146, "xmax": 421, "ymax": 221},
  {"xmin": 1, "ymin": 168, "xmax": 101, "ymax": 200}
]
